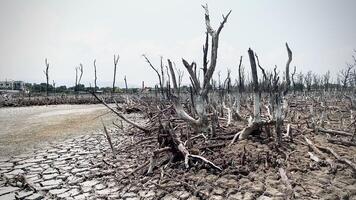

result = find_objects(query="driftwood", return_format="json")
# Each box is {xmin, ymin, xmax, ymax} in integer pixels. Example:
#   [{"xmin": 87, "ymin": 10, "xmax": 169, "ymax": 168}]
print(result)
[
  {"xmin": 229, "ymin": 120, "xmax": 275, "ymax": 146},
  {"xmin": 279, "ymin": 168, "xmax": 294, "ymax": 199},
  {"xmin": 102, "ymin": 120, "xmax": 116, "ymax": 158},
  {"xmin": 327, "ymin": 138, "xmax": 356, "ymax": 147},
  {"xmin": 317, "ymin": 127, "xmax": 353, "ymax": 137},
  {"xmin": 112, "ymin": 54, "xmax": 119, "ymax": 93},
  {"xmin": 316, "ymin": 145, "xmax": 356, "ymax": 173},
  {"xmin": 304, "ymin": 136, "xmax": 335, "ymax": 171}
]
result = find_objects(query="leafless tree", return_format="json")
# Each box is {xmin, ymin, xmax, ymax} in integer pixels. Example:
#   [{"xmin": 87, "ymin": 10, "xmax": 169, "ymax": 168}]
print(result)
[
  {"xmin": 305, "ymin": 71, "xmax": 312, "ymax": 92},
  {"xmin": 124, "ymin": 75, "xmax": 128, "ymax": 93},
  {"xmin": 75, "ymin": 64, "xmax": 83, "ymax": 92},
  {"xmin": 52, "ymin": 80, "xmax": 56, "ymax": 95},
  {"xmin": 169, "ymin": 4, "xmax": 231, "ymax": 129},
  {"xmin": 143, "ymin": 54, "xmax": 163, "ymax": 97},
  {"xmin": 291, "ymin": 66, "xmax": 296, "ymax": 91},
  {"xmin": 284, "ymin": 43, "xmax": 293, "ymax": 95},
  {"xmin": 340, "ymin": 64, "xmax": 353, "ymax": 90},
  {"xmin": 44, "ymin": 58, "xmax": 49, "ymax": 96},
  {"xmin": 93, "ymin": 59, "xmax": 98, "ymax": 92},
  {"xmin": 238, "ymin": 56, "xmax": 245, "ymax": 93},
  {"xmin": 323, "ymin": 70, "xmax": 330, "ymax": 91},
  {"xmin": 113, "ymin": 54, "xmax": 119, "ymax": 93}
]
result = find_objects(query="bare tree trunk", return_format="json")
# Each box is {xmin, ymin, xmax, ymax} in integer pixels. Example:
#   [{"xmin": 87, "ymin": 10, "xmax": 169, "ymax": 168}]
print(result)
[
  {"xmin": 248, "ymin": 48, "xmax": 260, "ymax": 122},
  {"xmin": 238, "ymin": 56, "xmax": 244, "ymax": 93},
  {"xmin": 113, "ymin": 54, "xmax": 119, "ymax": 93},
  {"xmin": 124, "ymin": 75, "xmax": 128, "ymax": 93},
  {"xmin": 284, "ymin": 43, "xmax": 292, "ymax": 95},
  {"xmin": 143, "ymin": 55, "xmax": 163, "ymax": 97},
  {"xmin": 44, "ymin": 58, "xmax": 49, "ymax": 96},
  {"xmin": 94, "ymin": 59, "xmax": 98, "ymax": 92}
]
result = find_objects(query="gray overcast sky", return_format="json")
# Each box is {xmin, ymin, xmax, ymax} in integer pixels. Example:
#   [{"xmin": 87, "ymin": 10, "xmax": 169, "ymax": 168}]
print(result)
[{"xmin": 0, "ymin": 0, "xmax": 355, "ymax": 87}]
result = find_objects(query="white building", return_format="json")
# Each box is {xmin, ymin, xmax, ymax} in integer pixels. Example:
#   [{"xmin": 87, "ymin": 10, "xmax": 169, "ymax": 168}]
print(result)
[{"xmin": 0, "ymin": 80, "xmax": 25, "ymax": 91}]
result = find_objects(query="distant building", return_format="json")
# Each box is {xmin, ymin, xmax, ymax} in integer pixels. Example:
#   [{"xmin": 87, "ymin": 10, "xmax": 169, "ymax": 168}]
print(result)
[{"xmin": 0, "ymin": 80, "xmax": 25, "ymax": 91}]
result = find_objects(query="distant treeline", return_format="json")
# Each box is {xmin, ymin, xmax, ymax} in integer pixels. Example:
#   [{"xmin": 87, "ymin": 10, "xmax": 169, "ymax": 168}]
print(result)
[{"xmin": 24, "ymin": 83, "xmax": 142, "ymax": 94}]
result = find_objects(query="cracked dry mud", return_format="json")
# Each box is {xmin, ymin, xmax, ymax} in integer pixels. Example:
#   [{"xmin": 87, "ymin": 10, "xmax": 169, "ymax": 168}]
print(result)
[{"xmin": 1, "ymin": 106, "xmax": 356, "ymax": 200}]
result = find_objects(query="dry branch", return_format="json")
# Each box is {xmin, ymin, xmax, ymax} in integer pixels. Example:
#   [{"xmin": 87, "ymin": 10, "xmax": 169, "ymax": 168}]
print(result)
[{"xmin": 91, "ymin": 92, "xmax": 149, "ymax": 133}]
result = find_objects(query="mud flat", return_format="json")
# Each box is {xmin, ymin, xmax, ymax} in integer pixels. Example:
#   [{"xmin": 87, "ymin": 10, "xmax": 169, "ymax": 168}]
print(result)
[{"xmin": 0, "ymin": 104, "xmax": 115, "ymax": 157}]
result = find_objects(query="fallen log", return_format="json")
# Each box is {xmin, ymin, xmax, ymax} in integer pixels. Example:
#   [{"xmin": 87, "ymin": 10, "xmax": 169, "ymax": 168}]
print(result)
[
  {"xmin": 317, "ymin": 127, "xmax": 353, "ymax": 137},
  {"xmin": 229, "ymin": 119, "xmax": 275, "ymax": 146},
  {"xmin": 304, "ymin": 136, "xmax": 335, "ymax": 171},
  {"xmin": 316, "ymin": 145, "xmax": 356, "ymax": 173},
  {"xmin": 327, "ymin": 138, "xmax": 356, "ymax": 147}
]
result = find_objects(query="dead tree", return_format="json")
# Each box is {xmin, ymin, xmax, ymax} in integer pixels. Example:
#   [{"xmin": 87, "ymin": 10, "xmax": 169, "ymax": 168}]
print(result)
[
  {"xmin": 340, "ymin": 64, "xmax": 353, "ymax": 90},
  {"xmin": 249, "ymin": 49, "xmax": 261, "ymax": 122},
  {"xmin": 113, "ymin": 54, "xmax": 119, "ymax": 93},
  {"xmin": 143, "ymin": 54, "xmax": 164, "ymax": 97},
  {"xmin": 75, "ymin": 64, "xmax": 83, "ymax": 93},
  {"xmin": 305, "ymin": 71, "xmax": 312, "ymax": 92},
  {"xmin": 238, "ymin": 56, "xmax": 245, "ymax": 93},
  {"xmin": 323, "ymin": 71, "xmax": 330, "ymax": 91},
  {"xmin": 124, "ymin": 75, "xmax": 128, "ymax": 93},
  {"xmin": 93, "ymin": 59, "xmax": 98, "ymax": 92},
  {"xmin": 230, "ymin": 48, "xmax": 280, "ymax": 145},
  {"xmin": 169, "ymin": 4, "xmax": 232, "ymax": 130},
  {"xmin": 284, "ymin": 43, "xmax": 292, "ymax": 95},
  {"xmin": 44, "ymin": 58, "xmax": 49, "ymax": 96},
  {"xmin": 52, "ymin": 80, "xmax": 56, "ymax": 95},
  {"xmin": 146, "ymin": 5, "xmax": 232, "ymax": 174},
  {"xmin": 291, "ymin": 66, "xmax": 296, "ymax": 92},
  {"xmin": 168, "ymin": 59, "xmax": 178, "ymax": 94}
]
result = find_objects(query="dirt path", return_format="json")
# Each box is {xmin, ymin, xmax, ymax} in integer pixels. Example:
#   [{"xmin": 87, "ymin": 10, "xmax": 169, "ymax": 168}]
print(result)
[{"xmin": 0, "ymin": 104, "xmax": 116, "ymax": 157}]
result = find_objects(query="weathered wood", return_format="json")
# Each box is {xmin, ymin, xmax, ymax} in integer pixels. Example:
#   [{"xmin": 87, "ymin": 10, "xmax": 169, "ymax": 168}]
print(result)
[
  {"xmin": 317, "ymin": 127, "xmax": 353, "ymax": 137},
  {"xmin": 279, "ymin": 168, "xmax": 293, "ymax": 199}
]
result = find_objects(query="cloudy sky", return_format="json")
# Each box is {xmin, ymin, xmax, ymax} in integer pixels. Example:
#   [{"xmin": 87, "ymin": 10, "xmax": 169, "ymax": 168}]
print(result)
[{"xmin": 0, "ymin": 0, "xmax": 355, "ymax": 87}]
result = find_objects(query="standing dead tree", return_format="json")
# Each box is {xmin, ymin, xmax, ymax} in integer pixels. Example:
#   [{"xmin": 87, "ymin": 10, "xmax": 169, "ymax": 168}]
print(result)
[
  {"xmin": 169, "ymin": 4, "xmax": 232, "ymax": 130},
  {"xmin": 238, "ymin": 56, "xmax": 245, "ymax": 93},
  {"xmin": 230, "ymin": 48, "xmax": 276, "ymax": 145},
  {"xmin": 113, "ymin": 54, "xmax": 119, "ymax": 93},
  {"xmin": 146, "ymin": 5, "xmax": 232, "ymax": 174},
  {"xmin": 340, "ymin": 64, "xmax": 353, "ymax": 90},
  {"xmin": 143, "ymin": 55, "xmax": 164, "ymax": 98},
  {"xmin": 75, "ymin": 64, "xmax": 83, "ymax": 93},
  {"xmin": 44, "ymin": 58, "xmax": 50, "ymax": 96},
  {"xmin": 124, "ymin": 75, "xmax": 128, "ymax": 93},
  {"xmin": 291, "ymin": 66, "xmax": 296, "ymax": 92},
  {"xmin": 305, "ymin": 71, "xmax": 313, "ymax": 92},
  {"xmin": 284, "ymin": 43, "xmax": 292, "ymax": 95},
  {"xmin": 323, "ymin": 71, "xmax": 330, "ymax": 91},
  {"xmin": 93, "ymin": 59, "xmax": 98, "ymax": 92}
]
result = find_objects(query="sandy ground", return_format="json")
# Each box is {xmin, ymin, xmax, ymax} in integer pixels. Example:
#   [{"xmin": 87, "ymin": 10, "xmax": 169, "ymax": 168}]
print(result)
[{"xmin": 0, "ymin": 104, "xmax": 116, "ymax": 157}]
